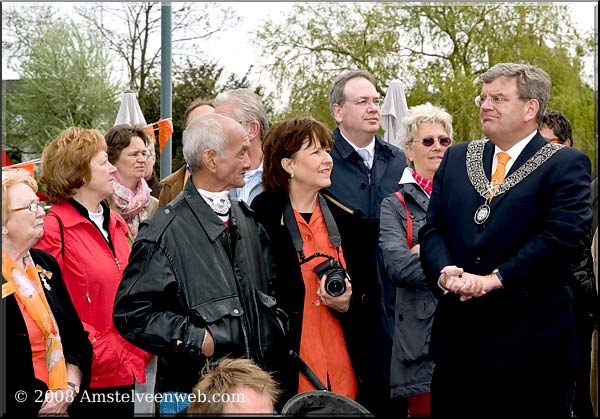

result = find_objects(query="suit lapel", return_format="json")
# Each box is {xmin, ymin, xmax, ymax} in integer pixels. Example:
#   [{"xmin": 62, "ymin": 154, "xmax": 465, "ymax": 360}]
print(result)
[
  {"xmin": 490, "ymin": 133, "xmax": 546, "ymax": 209},
  {"xmin": 507, "ymin": 133, "xmax": 546, "ymax": 176},
  {"xmin": 483, "ymin": 140, "xmax": 495, "ymax": 180}
]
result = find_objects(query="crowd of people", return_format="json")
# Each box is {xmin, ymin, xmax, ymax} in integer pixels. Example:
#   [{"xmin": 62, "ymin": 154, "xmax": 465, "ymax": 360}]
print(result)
[{"xmin": 2, "ymin": 62, "xmax": 597, "ymax": 418}]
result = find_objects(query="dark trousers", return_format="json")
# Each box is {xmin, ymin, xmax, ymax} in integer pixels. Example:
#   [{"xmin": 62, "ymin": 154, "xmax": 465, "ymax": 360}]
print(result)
[
  {"xmin": 431, "ymin": 363, "xmax": 572, "ymax": 418},
  {"xmin": 573, "ymin": 316, "xmax": 595, "ymax": 418},
  {"xmin": 352, "ymin": 299, "xmax": 401, "ymax": 417}
]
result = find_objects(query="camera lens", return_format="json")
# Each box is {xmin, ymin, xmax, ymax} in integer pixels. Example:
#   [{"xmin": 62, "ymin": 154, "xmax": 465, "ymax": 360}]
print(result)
[
  {"xmin": 325, "ymin": 273, "xmax": 346, "ymax": 297},
  {"xmin": 313, "ymin": 257, "xmax": 347, "ymax": 297}
]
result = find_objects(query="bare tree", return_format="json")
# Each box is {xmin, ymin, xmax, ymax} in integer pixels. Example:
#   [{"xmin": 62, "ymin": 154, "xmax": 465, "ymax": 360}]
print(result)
[
  {"xmin": 75, "ymin": 2, "xmax": 241, "ymax": 101},
  {"xmin": 2, "ymin": 3, "xmax": 58, "ymax": 72}
]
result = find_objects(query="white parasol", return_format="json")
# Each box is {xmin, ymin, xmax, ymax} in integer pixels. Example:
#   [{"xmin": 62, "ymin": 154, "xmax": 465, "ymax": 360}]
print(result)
[
  {"xmin": 114, "ymin": 90, "xmax": 147, "ymax": 126},
  {"xmin": 381, "ymin": 80, "xmax": 409, "ymax": 148}
]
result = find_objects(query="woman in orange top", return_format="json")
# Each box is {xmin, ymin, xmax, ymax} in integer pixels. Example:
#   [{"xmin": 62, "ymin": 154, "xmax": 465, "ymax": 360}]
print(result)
[
  {"xmin": 2, "ymin": 168, "xmax": 92, "ymax": 416},
  {"xmin": 252, "ymin": 118, "xmax": 356, "ymax": 408}
]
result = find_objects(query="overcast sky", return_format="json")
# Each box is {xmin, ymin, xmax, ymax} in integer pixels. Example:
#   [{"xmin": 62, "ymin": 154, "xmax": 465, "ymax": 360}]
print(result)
[
  {"xmin": 2, "ymin": 1, "xmax": 597, "ymax": 95},
  {"xmin": 212, "ymin": 2, "xmax": 597, "ymax": 87}
]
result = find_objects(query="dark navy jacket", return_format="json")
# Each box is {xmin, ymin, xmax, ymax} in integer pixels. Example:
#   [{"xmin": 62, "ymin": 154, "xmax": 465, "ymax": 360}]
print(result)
[
  {"xmin": 420, "ymin": 134, "xmax": 591, "ymax": 371},
  {"xmin": 326, "ymin": 127, "xmax": 406, "ymax": 220},
  {"xmin": 323, "ymin": 127, "xmax": 406, "ymax": 408},
  {"xmin": 324, "ymin": 128, "xmax": 406, "ymax": 306}
]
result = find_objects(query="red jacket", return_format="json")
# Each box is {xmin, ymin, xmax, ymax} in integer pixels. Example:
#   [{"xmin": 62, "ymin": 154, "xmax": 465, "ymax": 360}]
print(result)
[{"xmin": 35, "ymin": 200, "xmax": 150, "ymax": 388}]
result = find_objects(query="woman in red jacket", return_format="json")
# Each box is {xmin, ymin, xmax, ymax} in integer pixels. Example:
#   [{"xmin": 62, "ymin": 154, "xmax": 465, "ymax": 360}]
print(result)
[{"xmin": 35, "ymin": 127, "xmax": 150, "ymax": 416}]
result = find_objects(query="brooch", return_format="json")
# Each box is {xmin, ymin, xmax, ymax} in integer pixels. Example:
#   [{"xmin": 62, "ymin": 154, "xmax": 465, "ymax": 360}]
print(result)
[{"xmin": 36, "ymin": 265, "xmax": 53, "ymax": 291}]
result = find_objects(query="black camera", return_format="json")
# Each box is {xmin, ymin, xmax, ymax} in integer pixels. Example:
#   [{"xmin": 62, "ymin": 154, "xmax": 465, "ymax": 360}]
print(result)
[{"xmin": 314, "ymin": 257, "xmax": 348, "ymax": 297}]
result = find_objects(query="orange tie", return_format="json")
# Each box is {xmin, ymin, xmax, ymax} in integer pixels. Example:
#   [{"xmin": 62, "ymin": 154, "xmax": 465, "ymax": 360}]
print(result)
[
  {"xmin": 491, "ymin": 152, "xmax": 510, "ymax": 186},
  {"xmin": 489, "ymin": 152, "xmax": 510, "ymax": 202}
]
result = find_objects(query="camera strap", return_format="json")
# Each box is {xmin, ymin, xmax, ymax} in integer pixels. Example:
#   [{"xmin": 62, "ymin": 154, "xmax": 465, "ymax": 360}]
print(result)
[
  {"xmin": 283, "ymin": 194, "xmax": 342, "ymax": 261},
  {"xmin": 283, "ymin": 200, "xmax": 306, "ymax": 259}
]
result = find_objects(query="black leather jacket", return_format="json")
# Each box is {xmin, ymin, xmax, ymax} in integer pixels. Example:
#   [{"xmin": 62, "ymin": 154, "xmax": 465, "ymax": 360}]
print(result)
[{"xmin": 113, "ymin": 179, "xmax": 288, "ymax": 393}]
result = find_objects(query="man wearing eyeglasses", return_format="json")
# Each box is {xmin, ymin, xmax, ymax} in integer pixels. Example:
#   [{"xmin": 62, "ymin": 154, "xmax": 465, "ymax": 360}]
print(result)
[
  {"xmin": 213, "ymin": 89, "xmax": 269, "ymax": 205},
  {"xmin": 419, "ymin": 63, "xmax": 592, "ymax": 417},
  {"xmin": 323, "ymin": 70, "xmax": 407, "ymax": 416}
]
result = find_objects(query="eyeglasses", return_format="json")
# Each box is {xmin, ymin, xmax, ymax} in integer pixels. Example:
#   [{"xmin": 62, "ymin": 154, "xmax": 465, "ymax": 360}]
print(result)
[
  {"xmin": 474, "ymin": 94, "xmax": 523, "ymax": 107},
  {"xmin": 12, "ymin": 200, "xmax": 45, "ymax": 213},
  {"xmin": 411, "ymin": 136, "xmax": 452, "ymax": 147},
  {"xmin": 348, "ymin": 97, "xmax": 381, "ymax": 108}
]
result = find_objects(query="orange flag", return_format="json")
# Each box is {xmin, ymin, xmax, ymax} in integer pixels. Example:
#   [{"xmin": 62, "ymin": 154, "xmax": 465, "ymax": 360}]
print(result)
[
  {"xmin": 10, "ymin": 160, "xmax": 37, "ymax": 176},
  {"xmin": 144, "ymin": 124, "xmax": 157, "ymax": 145},
  {"xmin": 157, "ymin": 119, "xmax": 173, "ymax": 153}
]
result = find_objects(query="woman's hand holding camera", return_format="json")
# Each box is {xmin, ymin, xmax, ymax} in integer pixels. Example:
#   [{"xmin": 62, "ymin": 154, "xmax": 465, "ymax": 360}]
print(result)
[{"xmin": 317, "ymin": 275, "xmax": 352, "ymax": 313}]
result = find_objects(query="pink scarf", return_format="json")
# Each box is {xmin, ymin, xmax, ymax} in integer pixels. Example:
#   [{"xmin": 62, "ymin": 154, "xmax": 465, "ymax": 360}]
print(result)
[
  {"xmin": 413, "ymin": 171, "xmax": 433, "ymax": 196},
  {"xmin": 111, "ymin": 173, "xmax": 151, "ymax": 238}
]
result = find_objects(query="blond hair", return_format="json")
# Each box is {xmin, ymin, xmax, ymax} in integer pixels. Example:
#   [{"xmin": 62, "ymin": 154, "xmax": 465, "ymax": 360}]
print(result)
[
  {"xmin": 187, "ymin": 357, "xmax": 280, "ymax": 415},
  {"xmin": 2, "ymin": 168, "xmax": 38, "ymax": 226}
]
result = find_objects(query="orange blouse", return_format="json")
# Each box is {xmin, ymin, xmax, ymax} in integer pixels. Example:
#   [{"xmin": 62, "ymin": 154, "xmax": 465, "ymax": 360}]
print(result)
[
  {"xmin": 16, "ymin": 287, "xmax": 49, "ymax": 386},
  {"xmin": 295, "ymin": 203, "xmax": 357, "ymax": 399}
]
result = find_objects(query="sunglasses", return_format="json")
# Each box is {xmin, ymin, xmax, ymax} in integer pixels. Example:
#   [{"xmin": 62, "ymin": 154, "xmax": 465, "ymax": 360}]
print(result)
[{"xmin": 412, "ymin": 136, "xmax": 452, "ymax": 147}]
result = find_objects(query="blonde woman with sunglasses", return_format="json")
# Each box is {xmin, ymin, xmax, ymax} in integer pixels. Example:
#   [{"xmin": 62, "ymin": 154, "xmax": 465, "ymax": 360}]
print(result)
[{"xmin": 378, "ymin": 103, "xmax": 453, "ymax": 417}]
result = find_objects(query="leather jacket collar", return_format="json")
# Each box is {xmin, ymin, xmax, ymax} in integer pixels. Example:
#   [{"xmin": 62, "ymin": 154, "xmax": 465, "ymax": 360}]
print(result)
[{"xmin": 181, "ymin": 177, "xmax": 228, "ymax": 242}]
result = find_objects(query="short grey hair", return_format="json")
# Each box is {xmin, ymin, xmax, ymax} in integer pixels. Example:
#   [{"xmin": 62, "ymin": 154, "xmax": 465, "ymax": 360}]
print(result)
[
  {"xmin": 213, "ymin": 89, "xmax": 269, "ymax": 140},
  {"xmin": 400, "ymin": 103, "xmax": 453, "ymax": 168},
  {"xmin": 481, "ymin": 63, "xmax": 551, "ymax": 125},
  {"xmin": 329, "ymin": 70, "xmax": 377, "ymax": 120},
  {"xmin": 146, "ymin": 143, "xmax": 156, "ymax": 158},
  {"xmin": 183, "ymin": 114, "xmax": 227, "ymax": 172}
]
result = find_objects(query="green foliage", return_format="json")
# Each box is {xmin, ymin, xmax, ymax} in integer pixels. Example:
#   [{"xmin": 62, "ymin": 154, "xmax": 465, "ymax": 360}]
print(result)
[
  {"xmin": 138, "ymin": 58, "xmax": 269, "ymax": 172},
  {"xmin": 255, "ymin": 2, "xmax": 597, "ymax": 173},
  {"xmin": 5, "ymin": 21, "xmax": 120, "ymax": 157},
  {"xmin": 255, "ymin": 2, "xmax": 406, "ymax": 125}
]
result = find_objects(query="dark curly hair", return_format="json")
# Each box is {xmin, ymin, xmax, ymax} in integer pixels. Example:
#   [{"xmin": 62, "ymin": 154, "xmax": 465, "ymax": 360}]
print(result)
[{"xmin": 542, "ymin": 109, "xmax": 573, "ymax": 145}]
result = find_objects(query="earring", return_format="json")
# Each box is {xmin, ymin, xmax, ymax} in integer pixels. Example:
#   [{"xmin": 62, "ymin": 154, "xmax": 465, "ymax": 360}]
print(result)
[
  {"xmin": 290, "ymin": 173, "xmax": 294, "ymax": 179},
  {"xmin": 2, "ymin": 227, "xmax": 8, "ymax": 235}
]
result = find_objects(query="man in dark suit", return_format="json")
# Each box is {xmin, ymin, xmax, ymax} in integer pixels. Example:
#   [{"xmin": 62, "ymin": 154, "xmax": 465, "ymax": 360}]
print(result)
[
  {"xmin": 419, "ymin": 63, "xmax": 592, "ymax": 417},
  {"xmin": 324, "ymin": 70, "xmax": 407, "ymax": 416}
]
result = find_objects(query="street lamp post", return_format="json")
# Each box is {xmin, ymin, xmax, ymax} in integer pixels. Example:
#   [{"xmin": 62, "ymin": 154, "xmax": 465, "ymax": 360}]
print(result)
[{"xmin": 160, "ymin": 2, "xmax": 172, "ymax": 179}]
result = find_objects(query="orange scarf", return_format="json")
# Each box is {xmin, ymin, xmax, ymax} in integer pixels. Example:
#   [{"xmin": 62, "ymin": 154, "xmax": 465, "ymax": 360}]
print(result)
[{"xmin": 2, "ymin": 250, "xmax": 67, "ymax": 390}]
